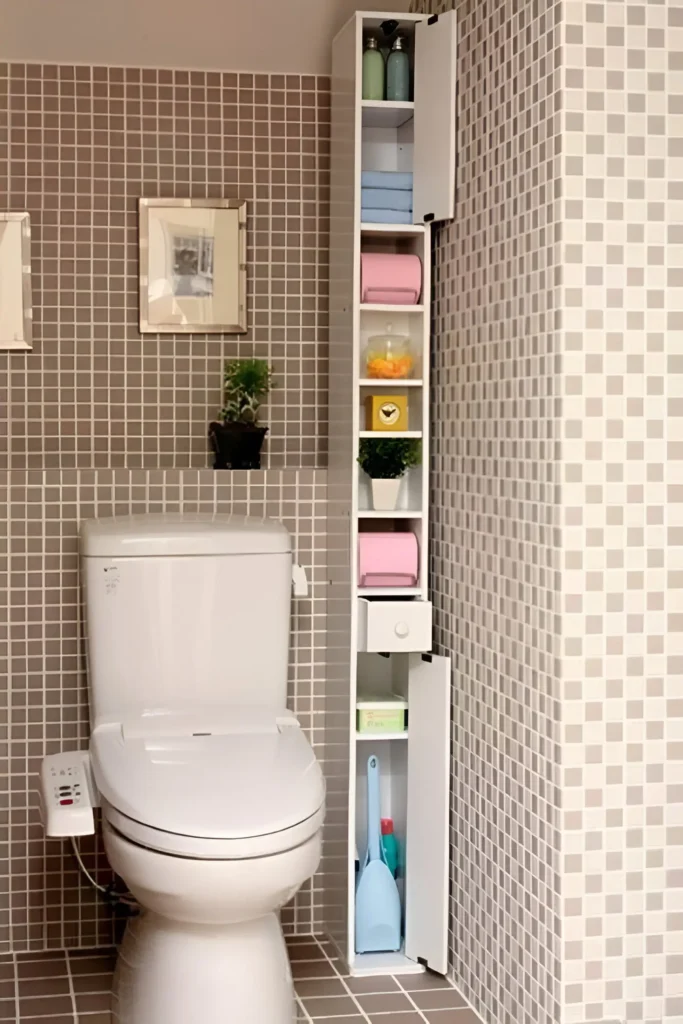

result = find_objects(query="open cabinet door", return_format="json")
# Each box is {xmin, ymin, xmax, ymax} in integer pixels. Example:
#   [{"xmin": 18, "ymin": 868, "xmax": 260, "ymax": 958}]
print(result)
[
  {"xmin": 405, "ymin": 653, "xmax": 451, "ymax": 974},
  {"xmin": 413, "ymin": 11, "xmax": 458, "ymax": 224}
]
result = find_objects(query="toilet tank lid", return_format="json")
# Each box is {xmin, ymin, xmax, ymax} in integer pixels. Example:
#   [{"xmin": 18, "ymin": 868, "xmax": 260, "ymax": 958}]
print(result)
[{"xmin": 80, "ymin": 513, "xmax": 292, "ymax": 557}]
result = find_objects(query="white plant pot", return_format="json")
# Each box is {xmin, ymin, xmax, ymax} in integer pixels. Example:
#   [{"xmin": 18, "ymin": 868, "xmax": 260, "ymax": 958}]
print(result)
[{"xmin": 371, "ymin": 478, "xmax": 402, "ymax": 511}]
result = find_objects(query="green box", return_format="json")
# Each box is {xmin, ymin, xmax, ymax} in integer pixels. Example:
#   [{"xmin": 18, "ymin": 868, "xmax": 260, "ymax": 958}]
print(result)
[{"xmin": 356, "ymin": 695, "xmax": 407, "ymax": 734}]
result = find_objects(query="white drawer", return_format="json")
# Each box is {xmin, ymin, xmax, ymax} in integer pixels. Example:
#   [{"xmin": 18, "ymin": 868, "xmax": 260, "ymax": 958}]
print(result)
[{"xmin": 357, "ymin": 599, "xmax": 432, "ymax": 653}]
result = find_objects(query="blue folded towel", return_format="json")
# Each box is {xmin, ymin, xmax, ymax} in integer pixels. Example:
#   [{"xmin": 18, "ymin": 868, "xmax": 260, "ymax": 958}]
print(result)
[
  {"xmin": 361, "ymin": 171, "xmax": 413, "ymax": 191},
  {"xmin": 361, "ymin": 208, "xmax": 413, "ymax": 225},
  {"xmin": 361, "ymin": 188, "xmax": 413, "ymax": 212}
]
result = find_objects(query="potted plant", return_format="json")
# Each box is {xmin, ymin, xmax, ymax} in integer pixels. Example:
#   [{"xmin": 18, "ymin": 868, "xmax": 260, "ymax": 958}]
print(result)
[
  {"xmin": 357, "ymin": 437, "xmax": 421, "ymax": 511},
  {"xmin": 209, "ymin": 358, "xmax": 276, "ymax": 469}
]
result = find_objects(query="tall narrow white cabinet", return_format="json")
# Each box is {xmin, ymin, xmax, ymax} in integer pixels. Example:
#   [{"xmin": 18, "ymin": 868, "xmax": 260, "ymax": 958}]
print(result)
[{"xmin": 327, "ymin": 11, "xmax": 457, "ymax": 977}]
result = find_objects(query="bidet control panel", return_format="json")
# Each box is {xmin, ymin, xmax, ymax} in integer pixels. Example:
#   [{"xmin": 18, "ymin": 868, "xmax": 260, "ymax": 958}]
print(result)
[{"xmin": 40, "ymin": 752, "xmax": 98, "ymax": 837}]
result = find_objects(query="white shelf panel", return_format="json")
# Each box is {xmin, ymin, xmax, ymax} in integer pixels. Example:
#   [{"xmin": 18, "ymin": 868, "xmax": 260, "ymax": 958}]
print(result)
[
  {"xmin": 359, "ymin": 430, "xmax": 422, "ymax": 439},
  {"xmin": 360, "ymin": 223, "xmax": 426, "ymax": 236},
  {"xmin": 360, "ymin": 303, "xmax": 425, "ymax": 314},
  {"xmin": 359, "ymin": 378, "xmax": 424, "ymax": 387},
  {"xmin": 357, "ymin": 510, "xmax": 424, "ymax": 519},
  {"xmin": 357, "ymin": 587, "xmax": 423, "ymax": 597},
  {"xmin": 361, "ymin": 100, "xmax": 415, "ymax": 128},
  {"xmin": 356, "ymin": 731, "xmax": 408, "ymax": 742},
  {"xmin": 351, "ymin": 949, "xmax": 425, "ymax": 977}
]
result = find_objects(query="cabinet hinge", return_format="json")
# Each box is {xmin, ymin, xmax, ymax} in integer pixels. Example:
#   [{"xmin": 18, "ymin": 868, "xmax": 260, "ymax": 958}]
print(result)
[
  {"xmin": 424, "ymin": 213, "xmax": 435, "ymax": 223},
  {"xmin": 427, "ymin": 14, "xmax": 438, "ymax": 24}
]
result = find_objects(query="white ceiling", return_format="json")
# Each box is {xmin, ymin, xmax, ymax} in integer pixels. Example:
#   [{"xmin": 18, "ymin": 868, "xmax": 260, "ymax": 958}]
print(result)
[{"xmin": 0, "ymin": 0, "xmax": 411, "ymax": 75}]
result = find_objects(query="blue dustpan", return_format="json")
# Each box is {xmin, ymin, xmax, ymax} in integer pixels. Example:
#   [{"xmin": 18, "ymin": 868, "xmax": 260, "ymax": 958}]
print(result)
[{"xmin": 355, "ymin": 754, "xmax": 401, "ymax": 953}]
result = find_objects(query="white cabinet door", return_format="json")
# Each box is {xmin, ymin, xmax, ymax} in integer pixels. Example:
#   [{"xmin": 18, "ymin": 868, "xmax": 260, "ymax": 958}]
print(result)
[
  {"xmin": 413, "ymin": 10, "xmax": 458, "ymax": 224},
  {"xmin": 405, "ymin": 653, "xmax": 451, "ymax": 974}
]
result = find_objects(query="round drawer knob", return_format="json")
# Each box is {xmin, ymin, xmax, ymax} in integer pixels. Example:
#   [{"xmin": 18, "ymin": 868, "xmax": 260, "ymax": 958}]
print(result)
[{"xmin": 394, "ymin": 621, "xmax": 410, "ymax": 639}]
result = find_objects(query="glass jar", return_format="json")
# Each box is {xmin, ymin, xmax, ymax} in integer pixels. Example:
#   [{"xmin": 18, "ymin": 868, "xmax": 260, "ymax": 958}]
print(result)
[{"xmin": 365, "ymin": 323, "xmax": 415, "ymax": 379}]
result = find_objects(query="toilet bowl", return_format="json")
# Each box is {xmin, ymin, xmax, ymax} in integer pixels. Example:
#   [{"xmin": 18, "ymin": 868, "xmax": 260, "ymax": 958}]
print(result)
[
  {"xmin": 41, "ymin": 513, "xmax": 326, "ymax": 1023},
  {"xmin": 92, "ymin": 705, "xmax": 325, "ymax": 1024}
]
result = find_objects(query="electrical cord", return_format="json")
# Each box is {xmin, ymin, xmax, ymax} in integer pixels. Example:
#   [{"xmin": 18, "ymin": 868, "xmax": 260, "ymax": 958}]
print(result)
[{"xmin": 70, "ymin": 837, "xmax": 139, "ymax": 910}]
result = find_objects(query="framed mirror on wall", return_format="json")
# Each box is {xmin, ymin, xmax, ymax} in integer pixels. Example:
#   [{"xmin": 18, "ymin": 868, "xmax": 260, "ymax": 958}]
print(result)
[
  {"xmin": 0, "ymin": 212, "xmax": 33, "ymax": 351},
  {"xmin": 138, "ymin": 198, "xmax": 248, "ymax": 334}
]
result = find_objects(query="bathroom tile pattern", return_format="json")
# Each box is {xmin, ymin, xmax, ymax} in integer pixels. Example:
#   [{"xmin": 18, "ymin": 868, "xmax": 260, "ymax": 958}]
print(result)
[
  {"xmin": 559, "ymin": 2, "xmax": 682, "ymax": 1022},
  {"xmin": 0, "ymin": 937, "xmax": 482, "ymax": 1023},
  {"xmin": 412, "ymin": 1, "xmax": 682, "ymax": 1023},
  {"xmin": 411, "ymin": 1, "xmax": 563, "ymax": 1023},
  {"xmin": 0, "ymin": 468, "xmax": 329, "ymax": 952},
  {"xmin": 0, "ymin": 62, "xmax": 330, "ymax": 470}
]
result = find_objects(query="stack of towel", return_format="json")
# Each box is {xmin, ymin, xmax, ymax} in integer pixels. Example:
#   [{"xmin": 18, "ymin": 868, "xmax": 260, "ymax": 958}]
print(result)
[{"xmin": 361, "ymin": 171, "xmax": 413, "ymax": 225}]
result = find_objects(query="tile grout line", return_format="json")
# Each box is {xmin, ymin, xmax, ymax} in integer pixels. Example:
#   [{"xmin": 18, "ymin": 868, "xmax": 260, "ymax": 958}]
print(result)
[
  {"xmin": 393, "ymin": 974, "xmax": 431, "ymax": 1023},
  {"xmin": 312, "ymin": 936, "xmax": 372, "ymax": 1021},
  {"xmin": 12, "ymin": 955, "xmax": 20, "ymax": 1024},
  {"xmin": 64, "ymin": 950, "xmax": 78, "ymax": 1022}
]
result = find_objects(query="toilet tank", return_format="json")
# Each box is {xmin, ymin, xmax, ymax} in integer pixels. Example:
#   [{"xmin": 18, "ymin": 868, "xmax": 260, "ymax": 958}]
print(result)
[{"xmin": 80, "ymin": 514, "xmax": 293, "ymax": 727}]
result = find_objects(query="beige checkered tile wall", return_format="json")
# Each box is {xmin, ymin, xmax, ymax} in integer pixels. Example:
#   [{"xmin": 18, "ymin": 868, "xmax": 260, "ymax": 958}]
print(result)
[
  {"xmin": 0, "ymin": 61, "xmax": 330, "ymax": 470},
  {"xmin": 560, "ymin": 1, "xmax": 682, "ymax": 1021},
  {"xmin": 412, "ymin": 1, "xmax": 682, "ymax": 1023},
  {"xmin": 411, "ymin": 1, "xmax": 564, "ymax": 1022},
  {"xmin": 0, "ymin": 468, "xmax": 328, "ymax": 952}
]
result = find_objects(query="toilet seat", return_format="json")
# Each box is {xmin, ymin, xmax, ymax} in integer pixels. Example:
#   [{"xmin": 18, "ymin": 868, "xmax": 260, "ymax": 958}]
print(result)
[{"xmin": 90, "ymin": 706, "xmax": 325, "ymax": 859}]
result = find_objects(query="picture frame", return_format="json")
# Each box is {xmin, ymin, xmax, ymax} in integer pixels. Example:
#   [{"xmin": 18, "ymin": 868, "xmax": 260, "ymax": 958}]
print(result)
[
  {"xmin": 138, "ymin": 198, "xmax": 247, "ymax": 334},
  {"xmin": 0, "ymin": 212, "xmax": 33, "ymax": 351}
]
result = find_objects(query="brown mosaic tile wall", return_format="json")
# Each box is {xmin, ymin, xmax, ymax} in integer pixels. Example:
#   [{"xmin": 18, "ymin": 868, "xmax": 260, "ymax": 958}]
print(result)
[
  {"xmin": 0, "ymin": 61, "xmax": 330, "ymax": 470},
  {"xmin": 560, "ymin": 2, "xmax": 682, "ymax": 1022},
  {"xmin": 0, "ymin": 468, "xmax": 328, "ymax": 952},
  {"xmin": 412, "ymin": 1, "xmax": 563, "ymax": 1022}
]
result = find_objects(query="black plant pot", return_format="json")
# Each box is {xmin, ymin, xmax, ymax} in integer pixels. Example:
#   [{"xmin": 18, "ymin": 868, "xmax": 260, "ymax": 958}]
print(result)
[{"xmin": 209, "ymin": 421, "xmax": 268, "ymax": 470}]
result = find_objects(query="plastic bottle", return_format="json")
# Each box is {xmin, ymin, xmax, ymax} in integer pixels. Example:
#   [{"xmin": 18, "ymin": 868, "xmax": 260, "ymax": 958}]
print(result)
[
  {"xmin": 386, "ymin": 36, "xmax": 410, "ymax": 102},
  {"xmin": 362, "ymin": 37, "xmax": 385, "ymax": 101},
  {"xmin": 380, "ymin": 818, "xmax": 399, "ymax": 877}
]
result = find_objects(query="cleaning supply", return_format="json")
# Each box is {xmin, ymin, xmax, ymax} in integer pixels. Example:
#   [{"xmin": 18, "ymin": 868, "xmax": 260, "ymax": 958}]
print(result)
[
  {"xmin": 362, "ymin": 37, "xmax": 385, "ymax": 101},
  {"xmin": 380, "ymin": 819, "xmax": 399, "ymax": 877},
  {"xmin": 386, "ymin": 36, "xmax": 410, "ymax": 101},
  {"xmin": 356, "ymin": 693, "xmax": 408, "ymax": 733},
  {"xmin": 355, "ymin": 755, "xmax": 401, "ymax": 953}
]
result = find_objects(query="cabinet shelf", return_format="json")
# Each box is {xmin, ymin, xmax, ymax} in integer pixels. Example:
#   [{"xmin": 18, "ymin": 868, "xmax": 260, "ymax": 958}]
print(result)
[
  {"xmin": 357, "ymin": 510, "xmax": 424, "ymax": 519},
  {"xmin": 358, "ymin": 378, "xmax": 423, "ymax": 387},
  {"xmin": 360, "ymin": 223, "xmax": 426, "ymax": 236},
  {"xmin": 356, "ymin": 731, "xmax": 409, "ymax": 742},
  {"xmin": 359, "ymin": 430, "xmax": 422, "ymax": 439},
  {"xmin": 360, "ymin": 303, "xmax": 425, "ymax": 313},
  {"xmin": 361, "ymin": 100, "xmax": 415, "ymax": 128}
]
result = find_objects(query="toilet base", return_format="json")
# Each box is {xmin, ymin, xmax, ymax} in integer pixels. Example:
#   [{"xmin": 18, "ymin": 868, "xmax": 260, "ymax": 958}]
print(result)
[{"xmin": 112, "ymin": 910, "xmax": 296, "ymax": 1024}]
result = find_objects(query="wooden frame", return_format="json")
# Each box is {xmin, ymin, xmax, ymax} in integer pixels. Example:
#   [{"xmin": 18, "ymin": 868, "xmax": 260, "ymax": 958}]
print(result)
[
  {"xmin": 138, "ymin": 198, "xmax": 247, "ymax": 334},
  {"xmin": 0, "ymin": 212, "xmax": 33, "ymax": 351}
]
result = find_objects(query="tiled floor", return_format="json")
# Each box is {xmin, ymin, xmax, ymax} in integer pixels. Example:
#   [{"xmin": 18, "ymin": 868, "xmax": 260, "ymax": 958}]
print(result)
[{"xmin": 0, "ymin": 937, "xmax": 480, "ymax": 1023}]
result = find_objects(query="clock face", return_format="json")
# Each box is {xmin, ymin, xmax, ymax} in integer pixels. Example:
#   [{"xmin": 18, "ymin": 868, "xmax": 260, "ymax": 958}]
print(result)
[{"xmin": 379, "ymin": 401, "xmax": 401, "ymax": 426}]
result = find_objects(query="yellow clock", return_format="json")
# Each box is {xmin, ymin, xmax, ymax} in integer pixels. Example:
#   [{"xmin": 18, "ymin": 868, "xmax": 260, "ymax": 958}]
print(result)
[{"xmin": 365, "ymin": 394, "xmax": 408, "ymax": 431}]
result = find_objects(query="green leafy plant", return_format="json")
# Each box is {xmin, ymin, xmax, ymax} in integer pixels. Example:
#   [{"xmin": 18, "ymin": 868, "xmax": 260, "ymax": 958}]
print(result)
[
  {"xmin": 358, "ymin": 438, "xmax": 421, "ymax": 479},
  {"xmin": 221, "ymin": 358, "xmax": 276, "ymax": 424}
]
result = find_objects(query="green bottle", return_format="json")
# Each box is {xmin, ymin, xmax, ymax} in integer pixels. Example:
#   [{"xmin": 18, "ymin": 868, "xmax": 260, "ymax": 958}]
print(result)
[
  {"xmin": 362, "ymin": 37, "xmax": 385, "ymax": 101},
  {"xmin": 386, "ymin": 36, "xmax": 410, "ymax": 102}
]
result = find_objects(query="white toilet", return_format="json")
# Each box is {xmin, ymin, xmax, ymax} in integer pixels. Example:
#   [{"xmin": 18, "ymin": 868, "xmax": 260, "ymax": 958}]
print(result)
[{"xmin": 79, "ymin": 514, "xmax": 325, "ymax": 1024}]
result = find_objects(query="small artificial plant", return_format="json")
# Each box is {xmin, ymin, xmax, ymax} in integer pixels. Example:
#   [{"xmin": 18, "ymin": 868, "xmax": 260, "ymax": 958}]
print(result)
[
  {"xmin": 357, "ymin": 437, "xmax": 421, "ymax": 479},
  {"xmin": 221, "ymin": 358, "xmax": 276, "ymax": 425}
]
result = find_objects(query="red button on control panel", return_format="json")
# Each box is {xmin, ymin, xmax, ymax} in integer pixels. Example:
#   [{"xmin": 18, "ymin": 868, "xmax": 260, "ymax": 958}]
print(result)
[{"xmin": 60, "ymin": 799, "xmax": 74, "ymax": 806}]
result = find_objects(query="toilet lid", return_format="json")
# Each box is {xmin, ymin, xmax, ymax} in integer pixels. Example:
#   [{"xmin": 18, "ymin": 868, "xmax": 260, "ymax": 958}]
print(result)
[{"xmin": 90, "ymin": 707, "xmax": 325, "ymax": 841}]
